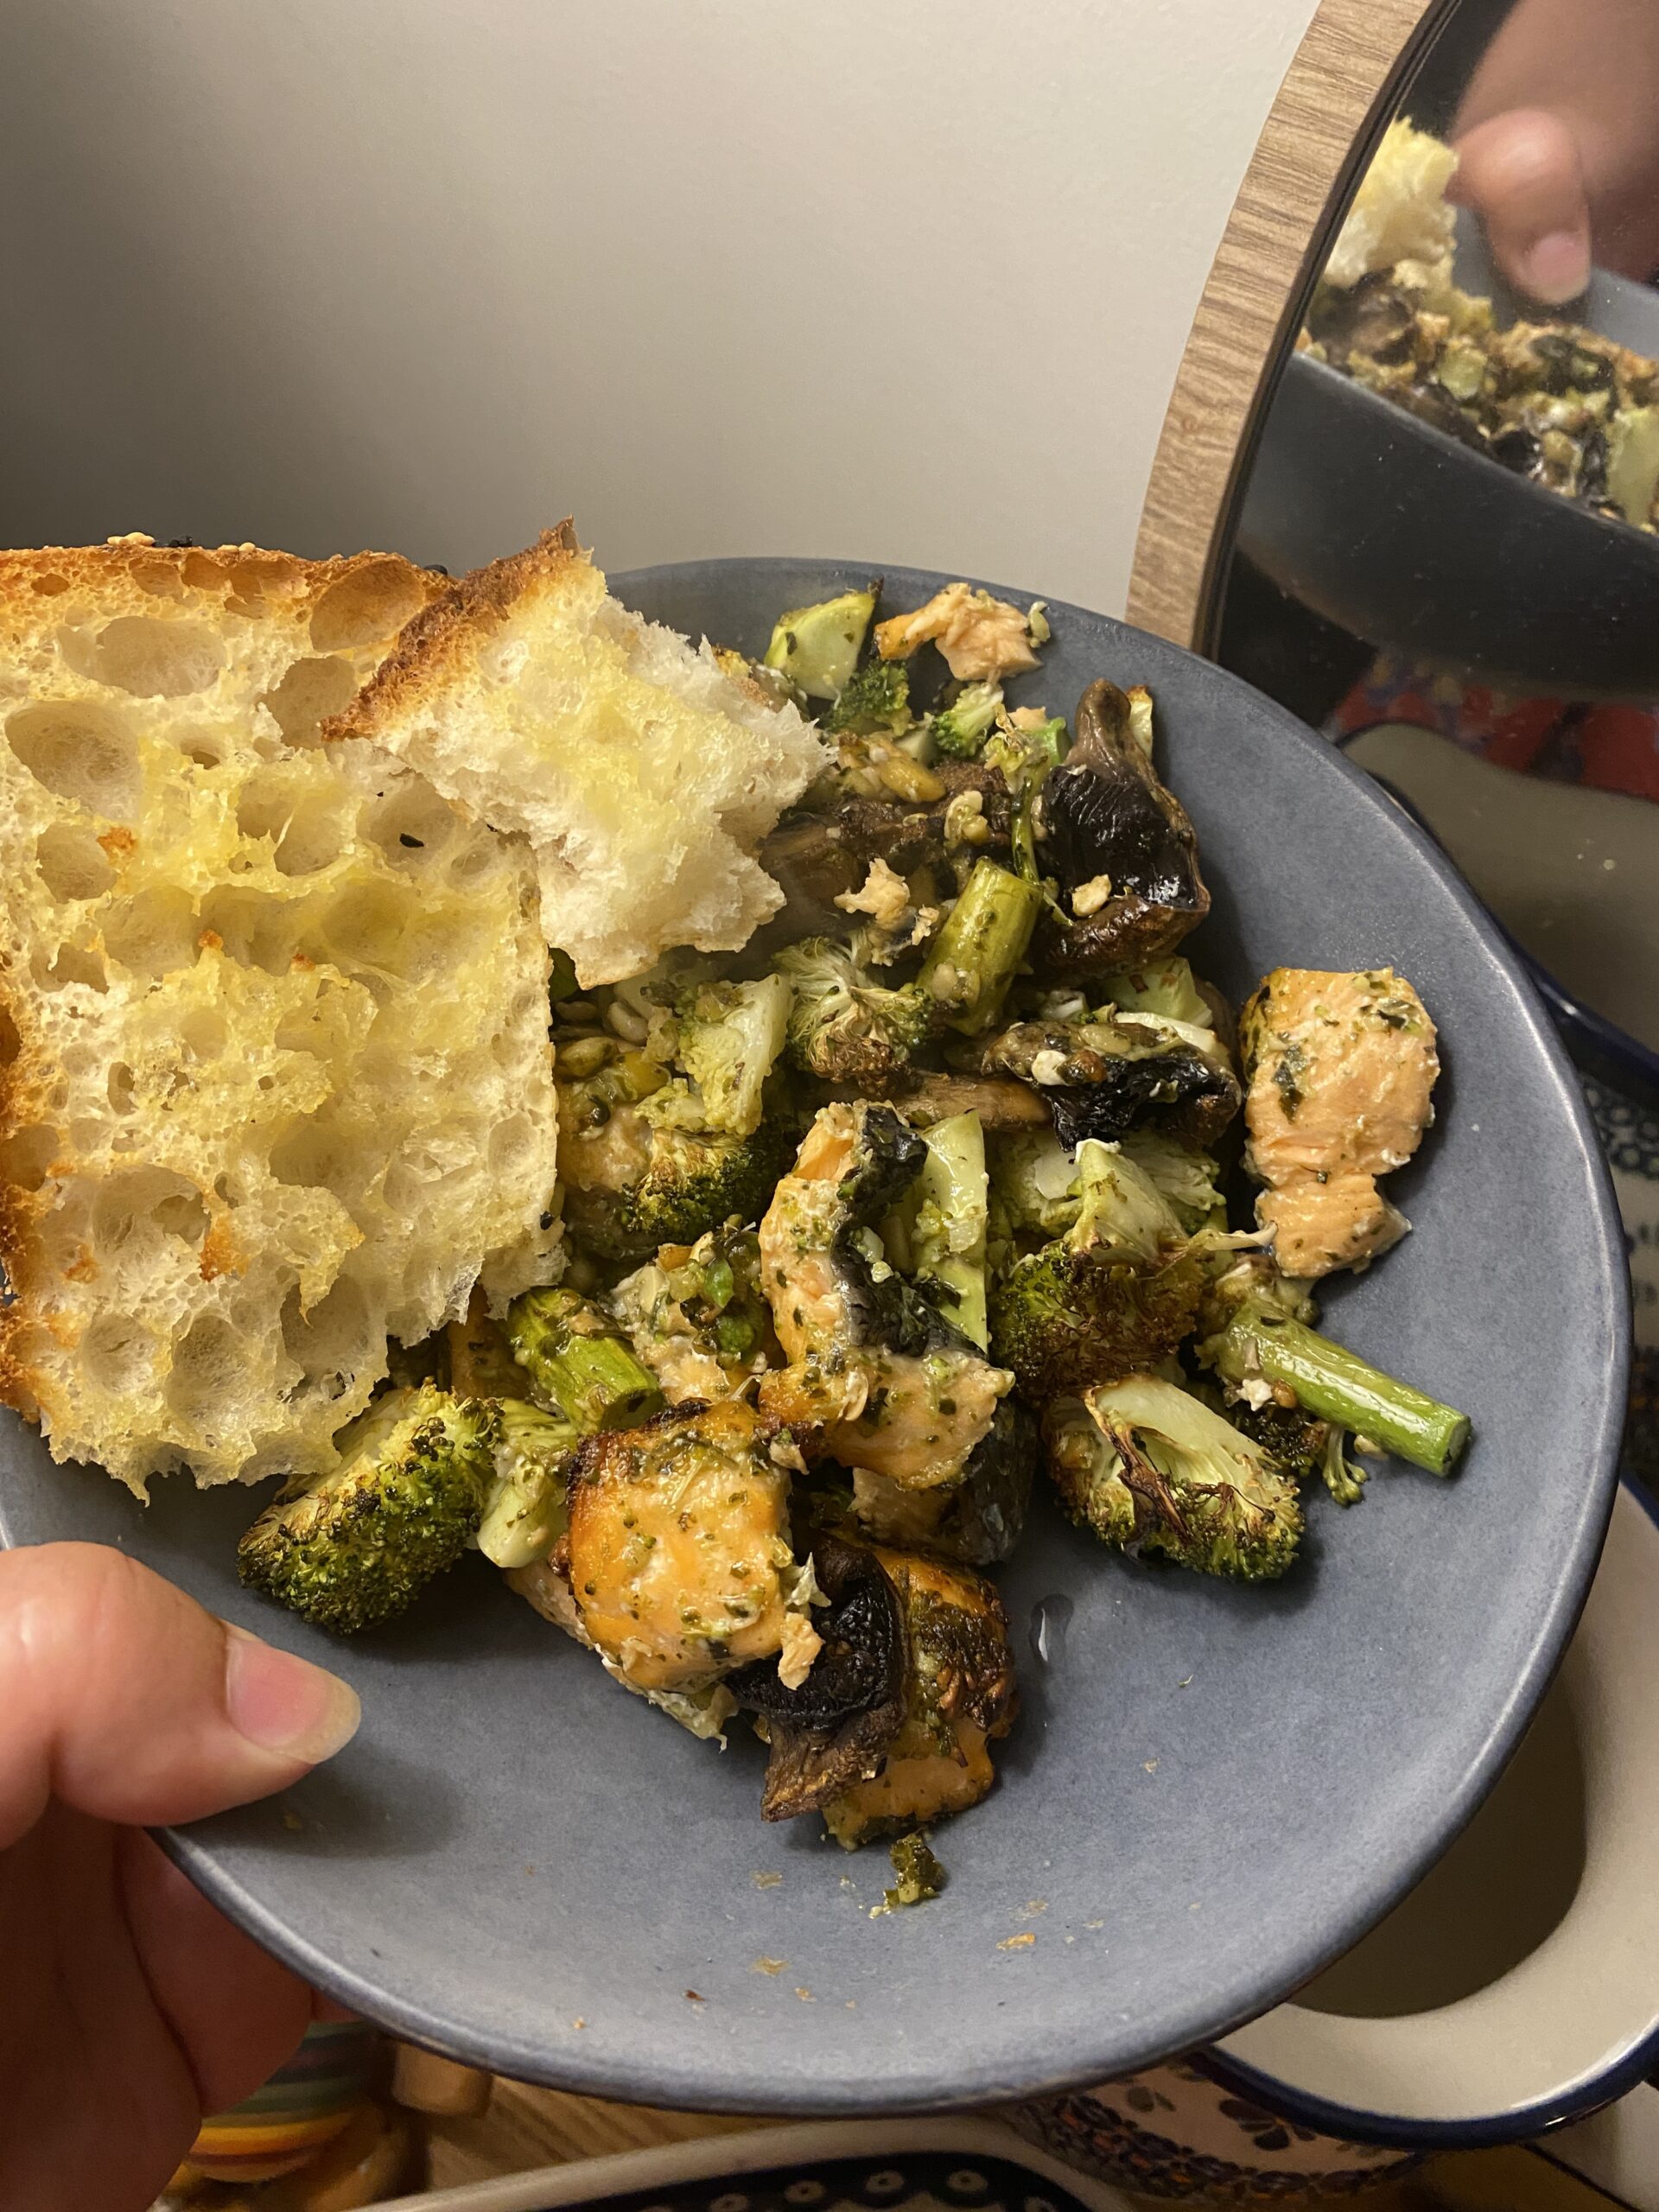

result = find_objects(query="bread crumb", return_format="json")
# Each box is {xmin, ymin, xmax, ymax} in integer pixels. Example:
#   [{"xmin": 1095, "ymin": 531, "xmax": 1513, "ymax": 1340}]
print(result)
[
  {"xmin": 751, "ymin": 1871, "xmax": 783, "ymax": 1890},
  {"xmin": 752, "ymin": 1956, "xmax": 787, "ymax": 1976},
  {"xmin": 997, "ymin": 1933, "xmax": 1036, "ymax": 1951}
]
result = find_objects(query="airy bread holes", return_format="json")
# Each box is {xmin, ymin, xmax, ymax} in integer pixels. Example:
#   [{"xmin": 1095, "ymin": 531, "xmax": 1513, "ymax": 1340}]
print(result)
[
  {"xmin": 35, "ymin": 823, "xmax": 116, "ymax": 902},
  {"xmin": 0, "ymin": 1123, "xmax": 60, "ymax": 1191},
  {"xmin": 445, "ymin": 840, "xmax": 503, "ymax": 888},
  {"xmin": 166, "ymin": 1313, "xmax": 242, "ymax": 1421},
  {"xmin": 29, "ymin": 572, "xmax": 70, "ymax": 598},
  {"xmin": 107, "ymin": 1063, "xmax": 137, "ymax": 1115},
  {"xmin": 8, "ymin": 700, "xmax": 142, "ymax": 822},
  {"xmin": 489, "ymin": 1115, "xmax": 535, "ymax": 1175},
  {"xmin": 281, "ymin": 1273, "xmax": 373, "ymax": 1376},
  {"xmin": 80, "ymin": 1312, "xmax": 157, "ymax": 1394},
  {"xmin": 38, "ymin": 944, "xmax": 107, "ymax": 994},
  {"xmin": 261, "ymin": 655, "xmax": 358, "ymax": 747},
  {"xmin": 270, "ymin": 1116, "xmax": 353, "ymax": 1197},
  {"xmin": 103, "ymin": 888, "xmax": 199, "ymax": 979},
  {"xmin": 198, "ymin": 887, "xmax": 296, "ymax": 976},
  {"xmin": 179, "ymin": 1010, "xmax": 227, "ymax": 1062},
  {"xmin": 237, "ymin": 771, "xmax": 346, "ymax": 877},
  {"xmin": 0, "ymin": 1007, "xmax": 21, "ymax": 1065},
  {"xmin": 364, "ymin": 784, "xmax": 458, "ymax": 865},
  {"xmin": 319, "ymin": 880, "xmax": 414, "ymax": 970},
  {"xmin": 92, "ymin": 1166, "xmax": 209, "ymax": 1260},
  {"xmin": 308, "ymin": 561, "xmax": 426, "ymax": 653},
  {"xmin": 131, "ymin": 561, "xmax": 187, "ymax": 601},
  {"xmin": 180, "ymin": 552, "xmax": 224, "ymax": 591},
  {"xmin": 88, "ymin": 616, "xmax": 226, "ymax": 698}
]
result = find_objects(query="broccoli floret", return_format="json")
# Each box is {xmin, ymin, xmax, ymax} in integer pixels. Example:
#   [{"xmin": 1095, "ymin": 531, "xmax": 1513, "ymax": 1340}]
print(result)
[
  {"xmin": 886, "ymin": 1110, "xmax": 990, "ymax": 1349},
  {"xmin": 238, "ymin": 1385, "xmax": 499, "ymax": 1633},
  {"xmin": 874, "ymin": 1831, "xmax": 947, "ymax": 1912},
  {"xmin": 777, "ymin": 937, "xmax": 933, "ymax": 1087},
  {"xmin": 764, "ymin": 586, "xmax": 878, "ymax": 701},
  {"xmin": 1198, "ymin": 1255, "xmax": 1471, "ymax": 1478},
  {"xmin": 1098, "ymin": 955, "xmax": 1215, "ymax": 1031},
  {"xmin": 930, "ymin": 681, "xmax": 1003, "ymax": 760},
  {"xmin": 992, "ymin": 1125, "xmax": 1224, "ymax": 1243},
  {"xmin": 826, "ymin": 659, "xmax": 912, "ymax": 736},
  {"xmin": 1045, "ymin": 1376, "xmax": 1304, "ymax": 1580},
  {"xmin": 988, "ymin": 1127, "xmax": 1092, "ymax": 1241},
  {"xmin": 988, "ymin": 1140, "xmax": 1219, "ymax": 1401},
  {"xmin": 506, "ymin": 1288, "xmax": 666, "ymax": 1433},
  {"xmin": 624, "ymin": 1118, "xmax": 796, "ymax": 1248},
  {"xmin": 671, "ymin": 973, "xmax": 791, "ymax": 1138},
  {"xmin": 478, "ymin": 1399, "xmax": 577, "ymax": 1569}
]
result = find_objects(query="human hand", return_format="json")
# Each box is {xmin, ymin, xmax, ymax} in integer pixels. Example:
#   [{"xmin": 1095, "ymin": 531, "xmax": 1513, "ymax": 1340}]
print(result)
[
  {"xmin": 1452, "ymin": 0, "xmax": 1659, "ymax": 301},
  {"xmin": 0, "ymin": 1541, "xmax": 361, "ymax": 2212}
]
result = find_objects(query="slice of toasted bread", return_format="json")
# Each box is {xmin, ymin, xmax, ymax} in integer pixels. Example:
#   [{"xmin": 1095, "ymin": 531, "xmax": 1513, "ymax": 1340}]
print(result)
[
  {"xmin": 0, "ymin": 536, "xmax": 561, "ymax": 1493},
  {"xmin": 326, "ymin": 525, "xmax": 827, "ymax": 987}
]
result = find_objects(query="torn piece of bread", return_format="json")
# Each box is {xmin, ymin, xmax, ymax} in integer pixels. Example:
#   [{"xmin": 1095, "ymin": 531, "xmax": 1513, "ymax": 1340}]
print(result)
[
  {"xmin": 0, "ymin": 537, "xmax": 562, "ymax": 1493},
  {"xmin": 1324, "ymin": 118, "xmax": 1459, "ymax": 290},
  {"xmin": 326, "ymin": 524, "xmax": 828, "ymax": 987}
]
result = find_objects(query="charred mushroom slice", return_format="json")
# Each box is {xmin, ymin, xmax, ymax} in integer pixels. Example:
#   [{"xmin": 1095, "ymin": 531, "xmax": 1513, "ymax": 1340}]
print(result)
[
  {"xmin": 883, "ymin": 1072, "xmax": 1052, "ymax": 1131},
  {"xmin": 757, "ymin": 765, "xmax": 1014, "ymax": 949},
  {"xmin": 1034, "ymin": 680, "xmax": 1210, "ymax": 976},
  {"xmin": 821, "ymin": 1546, "xmax": 1018, "ymax": 1848},
  {"xmin": 1305, "ymin": 272, "xmax": 1417, "ymax": 368},
  {"xmin": 982, "ymin": 1008, "xmax": 1240, "ymax": 1153},
  {"xmin": 727, "ymin": 1534, "xmax": 908, "ymax": 1821}
]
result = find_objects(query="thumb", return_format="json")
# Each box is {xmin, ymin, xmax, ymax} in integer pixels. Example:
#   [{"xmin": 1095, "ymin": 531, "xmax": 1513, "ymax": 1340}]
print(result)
[
  {"xmin": 1452, "ymin": 109, "xmax": 1592, "ymax": 305},
  {"xmin": 0, "ymin": 1541, "xmax": 359, "ymax": 1845}
]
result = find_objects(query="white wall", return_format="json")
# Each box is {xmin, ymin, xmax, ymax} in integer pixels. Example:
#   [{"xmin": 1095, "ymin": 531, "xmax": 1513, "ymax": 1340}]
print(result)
[{"xmin": 0, "ymin": 1, "xmax": 1317, "ymax": 612}]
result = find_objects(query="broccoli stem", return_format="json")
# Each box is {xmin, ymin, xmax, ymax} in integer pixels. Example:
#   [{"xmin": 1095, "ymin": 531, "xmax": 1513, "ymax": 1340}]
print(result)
[
  {"xmin": 1210, "ymin": 1306, "xmax": 1469, "ymax": 1477},
  {"xmin": 917, "ymin": 859, "xmax": 1042, "ymax": 1035},
  {"xmin": 911, "ymin": 1112, "xmax": 989, "ymax": 1349},
  {"xmin": 507, "ymin": 1289, "xmax": 664, "ymax": 1433}
]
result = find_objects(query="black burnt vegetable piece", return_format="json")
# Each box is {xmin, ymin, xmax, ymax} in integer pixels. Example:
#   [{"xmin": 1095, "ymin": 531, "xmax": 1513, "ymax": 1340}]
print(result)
[
  {"xmin": 880, "ymin": 1395, "xmax": 1039, "ymax": 1567},
  {"xmin": 1035, "ymin": 680, "xmax": 1210, "ymax": 976},
  {"xmin": 726, "ymin": 1534, "xmax": 908, "ymax": 1822},
  {"xmin": 757, "ymin": 764, "xmax": 1014, "ymax": 944},
  {"xmin": 1306, "ymin": 272, "xmax": 1416, "ymax": 367},
  {"xmin": 1392, "ymin": 384, "xmax": 1488, "ymax": 451},
  {"xmin": 982, "ymin": 1012, "xmax": 1240, "ymax": 1153}
]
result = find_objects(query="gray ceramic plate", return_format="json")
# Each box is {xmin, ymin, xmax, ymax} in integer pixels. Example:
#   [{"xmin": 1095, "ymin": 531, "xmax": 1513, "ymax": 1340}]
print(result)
[
  {"xmin": 1238, "ymin": 210, "xmax": 1659, "ymax": 700},
  {"xmin": 0, "ymin": 560, "xmax": 1629, "ymax": 2113}
]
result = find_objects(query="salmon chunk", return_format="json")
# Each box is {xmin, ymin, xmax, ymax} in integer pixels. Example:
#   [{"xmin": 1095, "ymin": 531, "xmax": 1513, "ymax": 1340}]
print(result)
[{"xmin": 1240, "ymin": 968, "xmax": 1439, "ymax": 1277}]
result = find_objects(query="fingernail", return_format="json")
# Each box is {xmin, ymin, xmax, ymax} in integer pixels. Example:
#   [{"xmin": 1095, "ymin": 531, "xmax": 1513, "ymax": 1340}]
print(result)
[
  {"xmin": 1522, "ymin": 228, "xmax": 1591, "ymax": 304},
  {"xmin": 225, "ymin": 1627, "xmax": 361, "ymax": 1764}
]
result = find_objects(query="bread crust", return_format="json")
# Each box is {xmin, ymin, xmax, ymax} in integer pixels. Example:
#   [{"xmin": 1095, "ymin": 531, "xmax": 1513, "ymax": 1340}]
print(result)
[
  {"xmin": 324, "ymin": 522, "xmax": 582, "ymax": 745},
  {"xmin": 0, "ymin": 532, "xmax": 448, "ymax": 629}
]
